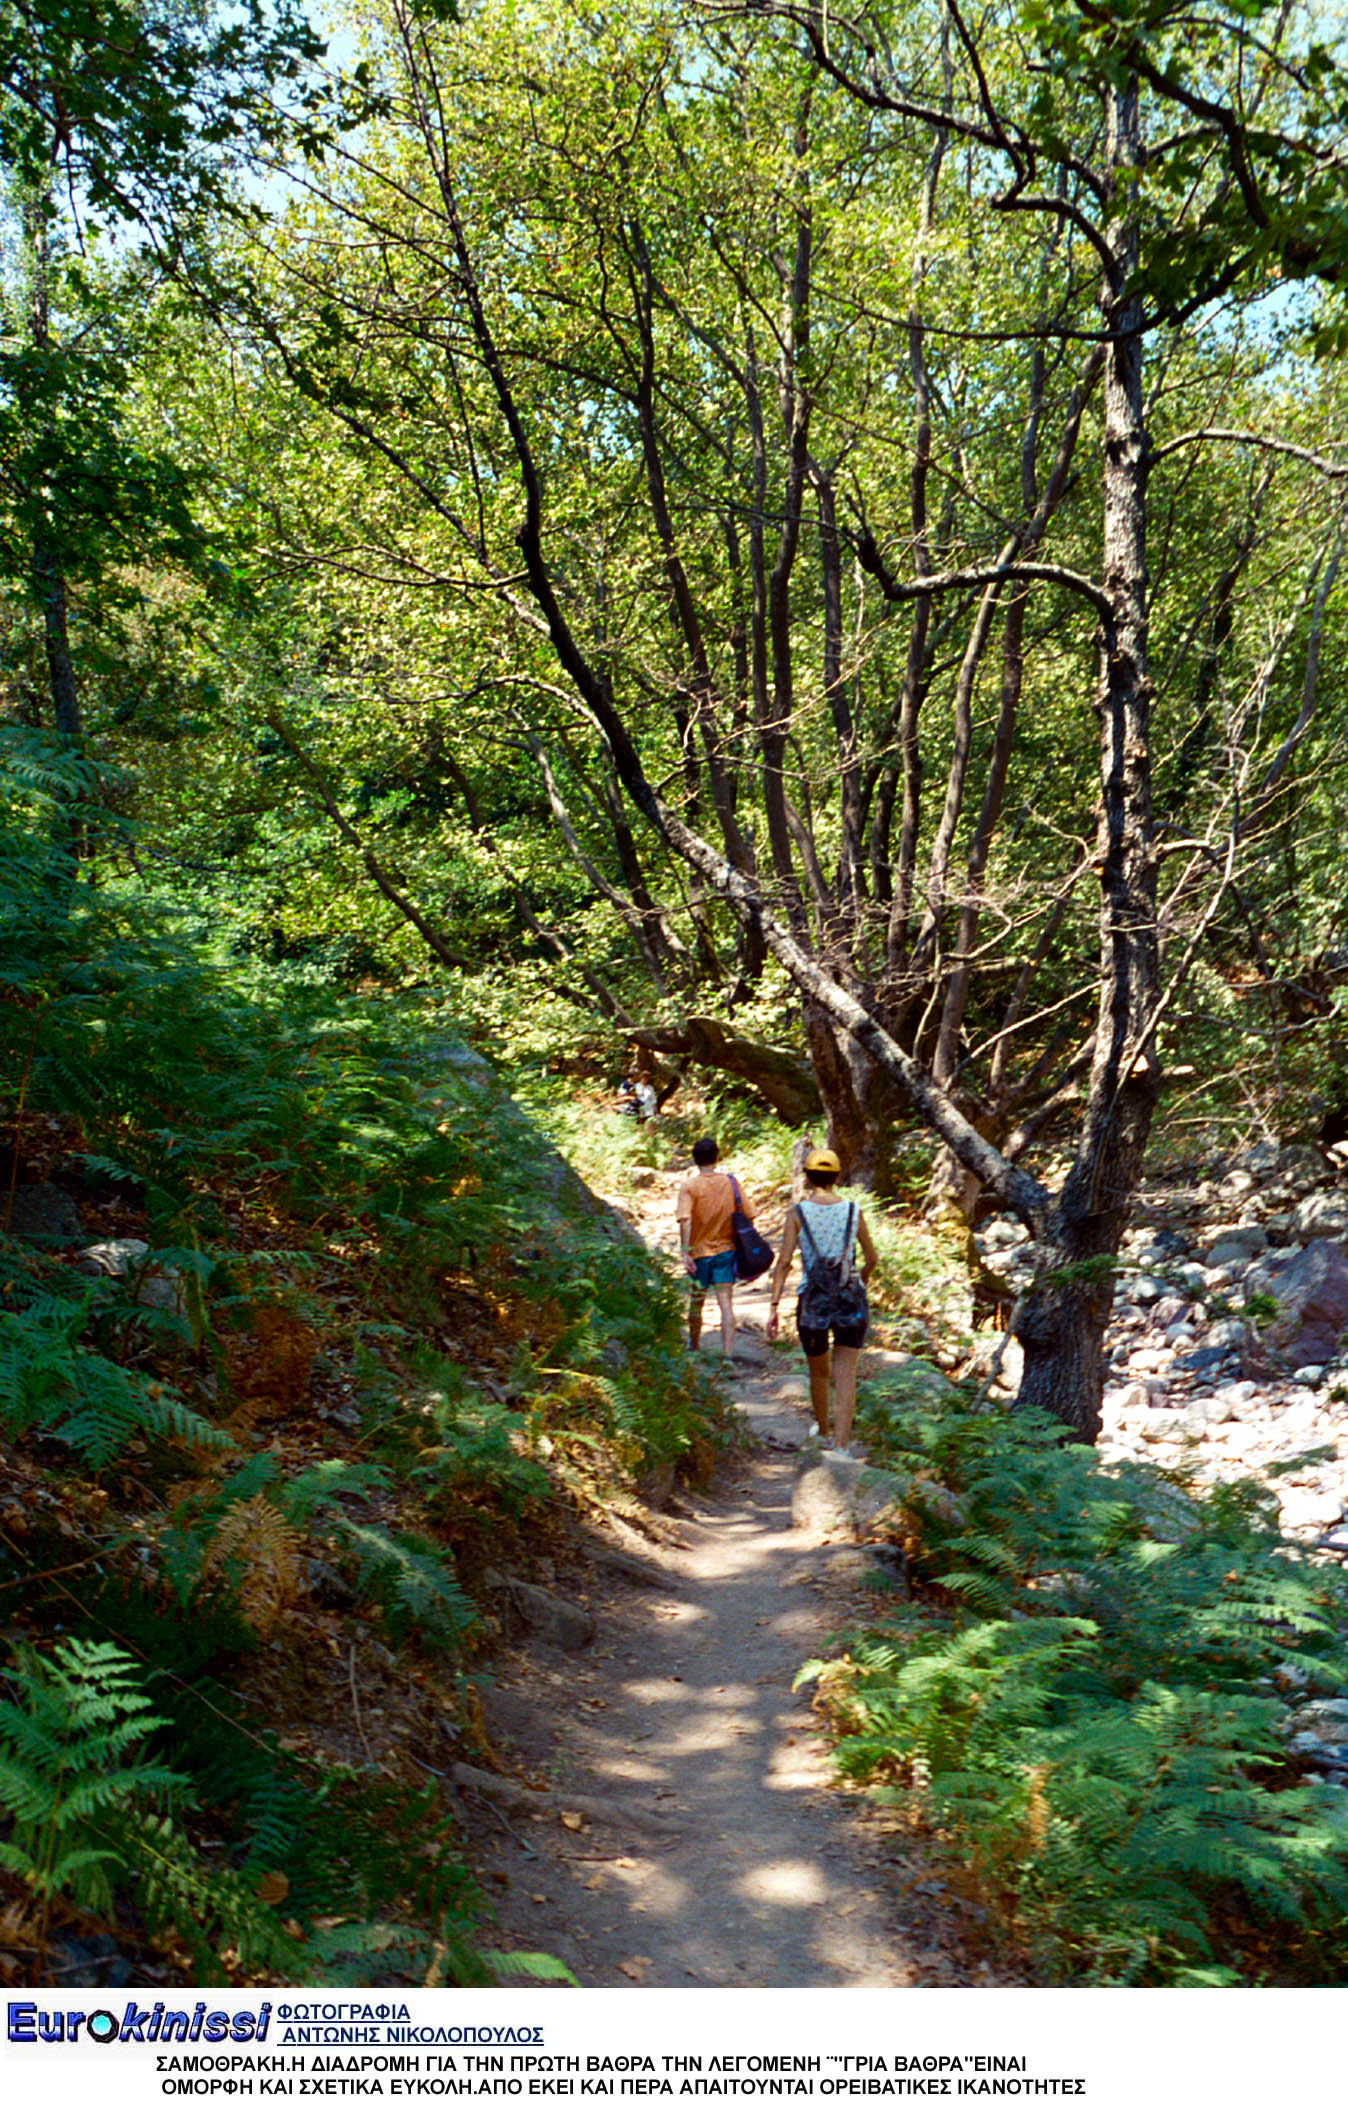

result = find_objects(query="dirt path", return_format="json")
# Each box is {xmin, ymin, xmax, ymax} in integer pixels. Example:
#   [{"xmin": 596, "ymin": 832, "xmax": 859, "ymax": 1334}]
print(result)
[{"xmin": 469, "ymin": 1224, "xmax": 1018, "ymax": 1986}]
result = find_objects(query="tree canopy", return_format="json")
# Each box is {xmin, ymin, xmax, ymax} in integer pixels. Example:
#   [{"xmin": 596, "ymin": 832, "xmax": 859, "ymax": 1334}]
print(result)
[
  {"xmin": 6, "ymin": 0, "xmax": 1348, "ymax": 1997},
  {"xmin": 3, "ymin": 0, "xmax": 1347, "ymax": 1433}
]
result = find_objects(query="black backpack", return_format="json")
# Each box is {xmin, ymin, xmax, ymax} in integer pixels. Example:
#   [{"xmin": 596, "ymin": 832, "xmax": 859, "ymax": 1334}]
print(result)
[{"xmin": 796, "ymin": 1202, "xmax": 868, "ymax": 1331}]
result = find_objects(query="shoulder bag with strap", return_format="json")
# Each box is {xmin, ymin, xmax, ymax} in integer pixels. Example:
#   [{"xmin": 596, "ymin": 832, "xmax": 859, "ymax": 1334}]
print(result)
[
  {"xmin": 796, "ymin": 1202, "xmax": 868, "ymax": 1331},
  {"xmin": 728, "ymin": 1175, "xmax": 774, "ymax": 1282}
]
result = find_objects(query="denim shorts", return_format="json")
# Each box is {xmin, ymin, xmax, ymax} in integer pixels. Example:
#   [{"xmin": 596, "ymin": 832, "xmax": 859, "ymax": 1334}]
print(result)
[
  {"xmin": 692, "ymin": 1249, "xmax": 737, "ymax": 1288},
  {"xmin": 797, "ymin": 1311, "xmax": 869, "ymax": 1357}
]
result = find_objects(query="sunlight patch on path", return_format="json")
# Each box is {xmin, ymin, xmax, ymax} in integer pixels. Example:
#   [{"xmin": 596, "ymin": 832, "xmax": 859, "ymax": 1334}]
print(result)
[{"xmin": 738, "ymin": 1861, "xmax": 830, "ymax": 1907}]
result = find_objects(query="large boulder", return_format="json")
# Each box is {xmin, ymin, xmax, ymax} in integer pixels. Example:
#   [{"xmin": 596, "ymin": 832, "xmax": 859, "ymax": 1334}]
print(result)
[
  {"xmin": 506, "ymin": 1579, "xmax": 595, "ymax": 1651},
  {"xmin": 1291, "ymin": 1191, "xmax": 1348, "ymax": 1243},
  {"xmin": 792, "ymin": 1453, "xmax": 914, "ymax": 1539},
  {"xmin": 1261, "ymin": 1239, "xmax": 1348, "ymax": 1368},
  {"xmin": 961, "ymin": 1333, "xmax": 1025, "ymax": 1392},
  {"xmin": 1237, "ymin": 1140, "xmax": 1282, "ymax": 1175},
  {"xmin": 1114, "ymin": 1469, "xmax": 1203, "ymax": 1545},
  {"xmin": 5, "ymin": 1182, "xmax": 85, "ymax": 1244},
  {"xmin": 1201, "ymin": 1224, "xmax": 1267, "ymax": 1268},
  {"xmin": 1277, "ymin": 1144, "xmax": 1328, "ymax": 1187},
  {"xmin": 78, "ymin": 1237, "xmax": 185, "ymax": 1314}
]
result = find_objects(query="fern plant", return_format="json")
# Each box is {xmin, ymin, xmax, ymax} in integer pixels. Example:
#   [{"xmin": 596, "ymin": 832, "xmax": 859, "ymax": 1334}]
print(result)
[
  {"xmin": 121, "ymin": 1808, "xmax": 309, "ymax": 1981},
  {"xmin": 0, "ymin": 1290, "xmax": 231, "ymax": 1466},
  {"xmin": 338, "ymin": 1522, "xmax": 476, "ymax": 1651},
  {"xmin": 818, "ymin": 1380, "xmax": 1348, "ymax": 1982},
  {"xmin": 405, "ymin": 1363, "xmax": 551, "ymax": 1519},
  {"xmin": 0, "ymin": 1637, "xmax": 190, "ymax": 1980},
  {"xmin": 158, "ymin": 1451, "xmax": 476, "ymax": 1651}
]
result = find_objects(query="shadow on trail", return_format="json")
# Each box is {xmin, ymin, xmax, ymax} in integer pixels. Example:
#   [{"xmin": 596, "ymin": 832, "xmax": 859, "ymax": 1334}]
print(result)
[{"xmin": 521, "ymin": 1357, "xmax": 913, "ymax": 1986}]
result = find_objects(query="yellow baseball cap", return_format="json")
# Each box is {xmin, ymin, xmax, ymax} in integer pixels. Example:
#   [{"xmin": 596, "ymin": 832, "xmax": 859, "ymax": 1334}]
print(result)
[{"xmin": 804, "ymin": 1146, "xmax": 841, "ymax": 1174}]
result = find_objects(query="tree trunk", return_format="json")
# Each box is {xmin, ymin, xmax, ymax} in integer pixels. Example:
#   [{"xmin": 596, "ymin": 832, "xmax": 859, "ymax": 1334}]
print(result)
[
  {"xmin": 34, "ymin": 549, "xmax": 81, "ymax": 742},
  {"xmin": 628, "ymin": 1015, "xmax": 821, "ymax": 1126},
  {"xmin": 812, "ymin": 463, "xmax": 864, "ymax": 921},
  {"xmin": 522, "ymin": 730, "xmax": 672, "ymax": 996},
  {"xmin": 24, "ymin": 196, "xmax": 82, "ymax": 747},
  {"xmin": 1015, "ymin": 1268, "xmax": 1113, "ymax": 1437},
  {"xmin": 801, "ymin": 1001, "xmax": 870, "ymax": 1170},
  {"xmin": 1014, "ymin": 79, "xmax": 1160, "ymax": 1442}
]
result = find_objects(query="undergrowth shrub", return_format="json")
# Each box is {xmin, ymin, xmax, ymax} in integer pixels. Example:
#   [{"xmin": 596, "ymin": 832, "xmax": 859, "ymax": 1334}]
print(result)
[
  {"xmin": 859, "ymin": 1215, "xmax": 979, "ymax": 1355},
  {"xmin": 0, "ymin": 1629, "xmax": 519, "ymax": 1983},
  {"xmin": 157, "ymin": 1453, "xmax": 479, "ymax": 1653},
  {"xmin": 807, "ymin": 1384, "xmax": 1348, "ymax": 1983},
  {"xmin": 0, "ymin": 732, "xmax": 719, "ymax": 1980},
  {"xmin": 0, "ymin": 1250, "xmax": 229, "ymax": 1466},
  {"xmin": 401, "ymin": 1364, "xmax": 551, "ymax": 1522}
]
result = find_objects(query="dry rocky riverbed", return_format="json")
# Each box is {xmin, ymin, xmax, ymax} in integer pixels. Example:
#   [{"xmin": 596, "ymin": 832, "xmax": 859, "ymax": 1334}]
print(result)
[
  {"xmin": 971, "ymin": 1140, "xmax": 1348, "ymax": 1542},
  {"xmin": 968, "ymin": 1138, "xmax": 1348, "ymax": 1790}
]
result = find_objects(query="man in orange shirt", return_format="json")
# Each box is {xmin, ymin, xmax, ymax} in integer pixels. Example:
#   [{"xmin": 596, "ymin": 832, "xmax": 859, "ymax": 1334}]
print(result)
[{"xmin": 676, "ymin": 1135, "xmax": 753, "ymax": 1358}]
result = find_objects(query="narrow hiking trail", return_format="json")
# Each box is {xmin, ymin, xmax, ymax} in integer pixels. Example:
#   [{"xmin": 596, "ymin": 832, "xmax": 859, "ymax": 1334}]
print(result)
[{"xmin": 465, "ymin": 1174, "xmax": 1024, "ymax": 1989}]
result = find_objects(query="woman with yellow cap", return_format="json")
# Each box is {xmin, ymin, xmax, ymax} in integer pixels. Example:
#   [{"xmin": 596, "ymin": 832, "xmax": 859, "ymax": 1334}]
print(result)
[{"xmin": 765, "ymin": 1147, "xmax": 878, "ymax": 1456}]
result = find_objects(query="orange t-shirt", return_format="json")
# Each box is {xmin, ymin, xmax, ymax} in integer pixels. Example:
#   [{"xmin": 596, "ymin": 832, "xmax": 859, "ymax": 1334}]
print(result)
[{"xmin": 676, "ymin": 1169, "xmax": 752, "ymax": 1259}]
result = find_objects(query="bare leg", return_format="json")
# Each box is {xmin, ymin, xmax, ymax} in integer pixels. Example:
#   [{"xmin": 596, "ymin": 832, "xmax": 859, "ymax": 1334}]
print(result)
[
  {"xmin": 715, "ymin": 1282, "xmax": 735, "ymax": 1357},
  {"xmin": 805, "ymin": 1352, "xmax": 831, "ymax": 1436},
  {"xmin": 831, "ymin": 1345, "xmax": 861, "ymax": 1447},
  {"xmin": 689, "ymin": 1292, "xmax": 704, "ymax": 1350}
]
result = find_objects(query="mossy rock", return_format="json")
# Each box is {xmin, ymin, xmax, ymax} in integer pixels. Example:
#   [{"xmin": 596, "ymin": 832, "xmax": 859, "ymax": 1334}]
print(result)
[{"xmin": 861, "ymin": 1351, "xmax": 962, "ymax": 1410}]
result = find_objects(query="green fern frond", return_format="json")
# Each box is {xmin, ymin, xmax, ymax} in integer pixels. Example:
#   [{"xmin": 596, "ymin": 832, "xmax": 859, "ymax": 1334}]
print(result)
[
  {"xmin": 337, "ymin": 1521, "xmax": 477, "ymax": 1651},
  {"xmin": 0, "ymin": 1639, "xmax": 191, "ymax": 1913},
  {"xmin": 126, "ymin": 1810, "xmax": 307, "ymax": 1981},
  {"xmin": 279, "ymin": 1459, "xmax": 390, "ymax": 1523},
  {"xmin": 482, "ymin": 1948, "xmax": 578, "ymax": 1985},
  {"xmin": 0, "ymin": 1304, "xmax": 230, "ymax": 1465}
]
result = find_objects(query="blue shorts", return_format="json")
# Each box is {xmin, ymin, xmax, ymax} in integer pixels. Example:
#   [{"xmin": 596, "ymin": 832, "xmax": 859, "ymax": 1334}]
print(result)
[{"xmin": 692, "ymin": 1250, "xmax": 736, "ymax": 1289}]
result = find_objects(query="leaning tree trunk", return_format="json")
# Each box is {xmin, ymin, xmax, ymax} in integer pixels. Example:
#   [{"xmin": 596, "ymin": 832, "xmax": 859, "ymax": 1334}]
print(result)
[
  {"xmin": 1013, "ymin": 80, "xmax": 1161, "ymax": 1441},
  {"xmin": 432, "ymin": 72, "xmax": 1097, "ymax": 1434},
  {"xmin": 628, "ymin": 1015, "xmax": 822, "ymax": 1126}
]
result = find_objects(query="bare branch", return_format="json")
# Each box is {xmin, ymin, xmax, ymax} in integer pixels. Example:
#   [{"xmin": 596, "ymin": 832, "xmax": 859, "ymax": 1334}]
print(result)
[
  {"xmin": 857, "ymin": 546, "xmax": 1112, "ymax": 621},
  {"xmin": 1152, "ymin": 427, "xmax": 1348, "ymax": 478}
]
